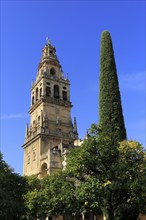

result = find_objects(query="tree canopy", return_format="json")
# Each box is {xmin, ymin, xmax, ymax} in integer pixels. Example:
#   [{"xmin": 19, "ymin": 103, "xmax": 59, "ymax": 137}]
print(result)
[
  {"xmin": 0, "ymin": 152, "xmax": 27, "ymax": 220},
  {"xmin": 65, "ymin": 125, "xmax": 146, "ymax": 220},
  {"xmin": 24, "ymin": 172, "xmax": 80, "ymax": 220}
]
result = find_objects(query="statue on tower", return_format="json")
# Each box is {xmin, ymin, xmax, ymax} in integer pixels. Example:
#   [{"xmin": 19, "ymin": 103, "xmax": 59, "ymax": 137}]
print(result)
[{"xmin": 46, "ymin": 36, "xmax": 51, "ymax": 45}]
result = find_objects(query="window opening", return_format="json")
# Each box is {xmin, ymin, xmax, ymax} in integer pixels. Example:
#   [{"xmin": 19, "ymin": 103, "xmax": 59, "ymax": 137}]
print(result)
[
  {"xmin": 33, "ymin": 152, "xmax": 36, "ymax": 161},
  {"xmin": 50, "ymin": 68, "xmax": 55, "ymax": 75},
  {"xmin": 33, "ymin": 120, "xmax": 35, "ymax": 127},
  {"xmin": 46, "ymin": 86, "xmax": 51, "ymax": 97},
  {"xmin": 54, "ymin": 85, "xmax": 59, "ymax": 98},
  {"xmin": 63, "ymin": 91, "xmax": 67, "ymax": 101},
  {"xmin": 27, "ymin": 155, "xmax": 30, "ymax": 164},
  {"xmin": 40, "ymin": 88, "xmax": 42, "ymax": 97},
  {"xmin": 36, "ymin": 88, "xmax": 38, "ymax": 101},
  {"xmin": 32, "ymin": 96, "xmax": 34, "ymax": 105}
]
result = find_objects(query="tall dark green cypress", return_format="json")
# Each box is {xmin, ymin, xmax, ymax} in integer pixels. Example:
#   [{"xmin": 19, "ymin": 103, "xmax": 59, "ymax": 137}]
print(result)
[{"xmin": 99, "ymin": 31, "xmax": 127, "ymax": 145}]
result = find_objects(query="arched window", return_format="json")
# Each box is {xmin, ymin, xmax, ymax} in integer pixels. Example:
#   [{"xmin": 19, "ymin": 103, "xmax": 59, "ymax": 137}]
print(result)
[
  {"xmin": 54, "ymin": 85, "xmax": 59, "ymax": 99},
  {"xmin": 40, "ymin": 88, "xmax": 42, "ymax": 97},
  {"xmin": 41, "ymin": 163, "xmax": 47, "ymax": 177},
  {"xmin": 50, "ymin": 68, "xmax": 56, "ymax": 75},
  {"xmin": 33, "ymin": 152, "xmax": 36, "ymax": 161},
  {"xmin": 49, "ymin": 50, "xmax": 53, "ymax": 55},
  {"xmin": 36, "ymin": 88, "xmax": 38, "ymax": 101},
  {"xmin": 46, "ymin": 86, "xmax": 51, "ymax": 97},
  {"xmin": 63, "ymin": 91, "xmax": 67, "ymax": 101},
  {"xmin": 27, "ymin": 154, "xmax": 30, "ymax": 164},
  {"xmin": 32, "ymin": 96, "xmax": 34, "ymax": 105}
]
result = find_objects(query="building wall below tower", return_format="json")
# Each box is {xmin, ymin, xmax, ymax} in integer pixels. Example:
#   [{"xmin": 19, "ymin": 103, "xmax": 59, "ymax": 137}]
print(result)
[{"xmin": 23, "ymin": 138, "xmax": 41, "ymax": 176}]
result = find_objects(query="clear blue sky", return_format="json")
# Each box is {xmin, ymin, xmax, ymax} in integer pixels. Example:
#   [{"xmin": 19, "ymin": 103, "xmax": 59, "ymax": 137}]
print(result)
[{"xmin": 1, "ymin": 1, "xmax": 145, "ymax": 175}]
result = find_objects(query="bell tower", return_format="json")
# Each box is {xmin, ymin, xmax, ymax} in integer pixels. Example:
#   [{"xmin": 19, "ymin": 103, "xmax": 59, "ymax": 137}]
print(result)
[{"xmin": 22, "ymin": 39, "xmax": 78, "ymax": 177}]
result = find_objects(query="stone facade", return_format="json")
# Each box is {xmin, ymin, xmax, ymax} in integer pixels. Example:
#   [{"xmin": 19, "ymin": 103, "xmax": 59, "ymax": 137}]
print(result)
[{"xmin": 22, "ymin": 40, "xmax": 79, "ymax": 177}]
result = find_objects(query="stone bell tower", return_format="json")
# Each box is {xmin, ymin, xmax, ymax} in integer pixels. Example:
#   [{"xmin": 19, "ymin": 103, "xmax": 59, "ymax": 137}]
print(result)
[{"xmin": 22, "ymin": 39, "xmax": 78, "ymax": 177}]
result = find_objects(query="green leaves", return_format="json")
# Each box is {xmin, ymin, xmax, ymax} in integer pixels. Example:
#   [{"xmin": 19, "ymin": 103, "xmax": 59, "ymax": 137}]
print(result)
[
  {"xmin": 24, "ymin": 172, "xmax": 80, "ymax": 219},
  {"xmin": 1, "ymin": 136, "xmax": 145, "ymax": 220},
  {"xmin": 0, "ymin": 153, "xmax": 27, "ymax": 220},
  {"xmin": 65, "ymin": 124, "xmax": 146, "ymax": 219},
  {"xmin": 75, "ymin": 176, "xmax": 102, "ymax": 214},
  {"xmin": 99, "ymin": 31, "xmax": 126, "ymax": 145}
]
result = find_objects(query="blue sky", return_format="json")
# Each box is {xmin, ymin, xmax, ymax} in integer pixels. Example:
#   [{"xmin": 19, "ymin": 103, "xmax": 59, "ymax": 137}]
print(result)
[{"xmin": 1, "ymin": 1, "xmax": 145, "ymax": 175}]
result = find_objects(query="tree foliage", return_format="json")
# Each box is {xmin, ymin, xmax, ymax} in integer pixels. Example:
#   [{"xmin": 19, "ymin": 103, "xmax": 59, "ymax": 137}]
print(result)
[
  {"xmin": 23, "ymin": 175, "xmax": 42, "ymax": 219},
  {"xmin": 24, "ymin": 172, "xmax": 80, "ymax": 219},
  {"xmin": 99, "ymin": 30, "xmax": 127, "ymax": 145},
  {"xmin": 66, "ymin": 125, "xmax": 146, "ymax": 220},
  {"xmin": 0, "ymin": 152, "xmax": 27, "ymax": 220}
]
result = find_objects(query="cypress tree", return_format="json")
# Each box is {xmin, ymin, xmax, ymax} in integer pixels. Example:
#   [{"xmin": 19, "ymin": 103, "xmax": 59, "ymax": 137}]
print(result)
[{"xmin": 99, "ymin": 31, "xmax": 127, "ymax": 145}]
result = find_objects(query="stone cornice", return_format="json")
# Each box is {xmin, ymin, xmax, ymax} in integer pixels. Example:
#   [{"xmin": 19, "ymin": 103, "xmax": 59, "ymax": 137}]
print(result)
[
  {"xmin": 22, "ymin": 133, "xmax": 40, "ymax": 149},
  {"xmin": 29, "ymin": 99, "xmax": 43, "ymax": 114},
  {"xmin": 31, "ymin": 74, "xmax": 70, "ymax": 90},
  {"xmin": 38, "ymin": 55, "xmax": 60, "ymax": 70},
  {"xmin": 44, "ymin": 97, "xmax": 73, "ymax": 108},
  {"xmin": 29, "ymin": 97, "xmax": 73, "ymax": 114},
  {"xmin": 22, "ymin": 130, "xmax": 77, "ymax": 149}
]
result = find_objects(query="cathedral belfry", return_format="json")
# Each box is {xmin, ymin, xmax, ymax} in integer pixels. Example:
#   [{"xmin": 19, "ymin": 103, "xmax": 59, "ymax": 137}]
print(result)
[{"xmin": 22, "ymin": 39, "xmax": 78, "ymax": 177}]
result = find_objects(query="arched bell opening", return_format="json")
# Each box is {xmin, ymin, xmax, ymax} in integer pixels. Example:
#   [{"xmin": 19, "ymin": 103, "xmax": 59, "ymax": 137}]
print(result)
[{"xmin": 54, "ymin": 85, "xmax": 60, "ymax": 99}]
